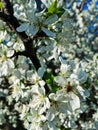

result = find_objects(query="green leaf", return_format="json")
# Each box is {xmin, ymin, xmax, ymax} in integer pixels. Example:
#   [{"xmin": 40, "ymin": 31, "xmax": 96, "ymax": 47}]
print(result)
[
  {"xmin": 0, "ymin": 40, "xmax": 2, "ymax": 44},
  {"xmin": 48, "ymin": 0, "xmax": 57, "ymax": 14},
  {"xmin": 56, "ymin": 7, "xmax": 65, "ymax": 17},
  {"xmin": 44, "ymin": 71, "xmax": 59, "ymax": 93},
  {"xmin": 0, "ymin": 2, "xmax": 3, "ymax": 9},
  {"xmin": 46, "ymin": 0, "xmax": 64, "ymax": 17}
]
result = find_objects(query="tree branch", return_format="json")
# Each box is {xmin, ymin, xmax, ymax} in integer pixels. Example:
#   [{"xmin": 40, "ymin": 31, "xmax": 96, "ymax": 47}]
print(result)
[
  {"xmin": 0, "ymin": 0, "xmax": 50, "ymax": 94},
  {"xmin": 10, "ymin": 50, "xmax": 28, "ymax": 58},
  {"xmin": 0, "ymin": 1, "xmax": 40, "ymax": 70},
  {"xmin": 80, "ymin": 0, "xmax": 85, "ymax": 11}
]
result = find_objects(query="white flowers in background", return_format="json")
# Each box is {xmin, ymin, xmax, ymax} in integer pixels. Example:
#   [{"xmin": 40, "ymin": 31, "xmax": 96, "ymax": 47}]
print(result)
[
  {"xmin": 13, "ymin": 4, "xmax": 27, "ymax": 21},
  {"xmin": 0, "ymin": 104, "xmax": 6, "ymax": 125},
  {"xmin": 0, "ymin": 44, "xmax": 14, "ymax": 76},
  {"xmin": 19, "ymin": 104, "xmax": 29, "ymax": 120},
  {"xmin": 56, "ymin": 11, "xmax": 76, "ymax": 47},
  {"xmin": 0, "ymin": 20, "xmax": 6, "ymax": 29},
  {"xmin": 37, "ymin": 39, "xmax": 57, "ymax": 61},
  {"xmin": 41, "ymin": 0, "xmax": 63, "ymax": 8},
  {"xmin": 41, "ymin": 0, "xmax": 54, "ymax": 8},
  {"xmin": 70, "ymin": 63, "xmax": 88, "ymax": 84},
  {"xmin": 93, "ymin": 110, "xmax": 98, "ymax": 129},
  {"xmin": 29, "ymin": 85, "xmax": 50, "ymax": 114},
  {"xmin": 0, "ymin": 0, "xmax": 98, "ymax": 130},
  {"xmin": 25, "ymin": 110, "xmax": 46, "ymax": 130},
  {"xmin": 0, "ymin": 31, "xmax": 10, "ymax": 44},
  {"xmin": 12, "ymin": 38, "xmax": 25, "ymax": 52},
  {"xmin": 10, "ymin": 79, "xmax": 25, "ymax": 101},
  {"xmin": 13, "ymin": 56, "xmax": 29, "ymax": 78},
  {"xmin": 26, "ymin": 70, "xmax": 45, "ymax": 86}
]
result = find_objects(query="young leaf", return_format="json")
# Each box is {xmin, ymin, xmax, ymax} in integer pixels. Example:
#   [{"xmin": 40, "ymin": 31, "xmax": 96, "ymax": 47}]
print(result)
[
  {"xmin": 46, "ymin": 0, "xmax": 64, "ymax": 17},
  {"xmin": 44, "ymin": 72, "xmax": 59, "ymax": 93},
  {"xmin": 48, "ymin": 0, "xmax": 57, "ymax": 14},
  {"xmin": 0, "ymin": 2, "xmax": 3, "ymax": 9},
  {"xmin": 56, "ymin": 7, "xmax": 65, "ymax": 17}
]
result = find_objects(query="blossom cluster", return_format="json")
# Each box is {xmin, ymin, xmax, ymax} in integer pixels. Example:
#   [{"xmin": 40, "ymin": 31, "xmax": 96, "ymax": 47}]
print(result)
[{"xmin": 0, "ymin": 0, "xmax": 98, "ymax": 130}]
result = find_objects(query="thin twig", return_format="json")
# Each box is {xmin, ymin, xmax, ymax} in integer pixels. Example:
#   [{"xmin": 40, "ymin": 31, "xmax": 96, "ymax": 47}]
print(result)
[{"xmin": 80, "ymin": 0, "xmax": 86, "ymax": 11}]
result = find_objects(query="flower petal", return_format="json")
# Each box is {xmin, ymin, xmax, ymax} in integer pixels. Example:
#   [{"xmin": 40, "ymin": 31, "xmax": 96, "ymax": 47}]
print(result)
[
  {"xmin": 26, "ymin": 25, "xmax": 39, "ymax": 36},
  {"xmin": 16, "ymin": 23, "xmax": 29, "ymax": 32},
  {"xmin": 28, "ymin": 0, "xmax": 37, "ymax": 12},
  {"xmin": 69, "ymin": 93, "xmax": 80, "ymax": 111},
  {"xmin": 44, "ymin": 14, "xmax": 58, "ymax": 25},
  {"xmin": 42, "ymin": 27, "xmax": 56, "ymax": 37},
  {"xmin": 38, "ymin": 66, "xmax": 46, "ymax": 78}
]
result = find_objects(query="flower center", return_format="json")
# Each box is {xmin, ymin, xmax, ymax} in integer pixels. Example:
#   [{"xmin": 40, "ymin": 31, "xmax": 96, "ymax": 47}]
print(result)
[{"xmin": 66, "ymin": 85, "xmax": 73, "ymax": 93}]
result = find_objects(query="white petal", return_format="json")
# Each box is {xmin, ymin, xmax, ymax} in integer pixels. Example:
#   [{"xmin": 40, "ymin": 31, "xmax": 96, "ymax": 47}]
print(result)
[
  {"xmin": 16, "ymin": 23, "xmax": 29, "ymax": 32},
  {"xmin": 8, "ymin": 59, "xmax": 14, "ymax": 68},
  {"xmin": 95, "ymin": 122, "xmax": 98, "ymax": 129},
  {"xmin": 28, "ymin": 0, "xmax": 37, "ymax": 12},
  {"xmin": 78, "ymin": 69, "xmax": 88, "ymax": 84},
  {"xmin": 26, "ymin": 11, "xmax": 37, "ymax": 23},
  {"xmin": 54, "ymin": 76, "xmax": 66, "ymax": 87},
  {"xmin": 49, "ymin": 93, "xmax": 56, "ymax": 100},
  {"xmin": 45, "ymin": 97, "xmax": 50, "ymax": 108},
  {"xmin": 42, "ymin": 27, "xmax": 56, "ymax": 37},
  {"xmin": 59, "ymin": 56, "xmax": 66, "ymax": 64},
  {"xmin": 38, "ymin": 66, "xmax": 46, "ymax": 77},
  {"xmin": 36, "ymin": 8, "xmax": 46, "ymax": 17},
  {"xmin": 7, "ymin": 49, "xmax": 14, "ymax": 57},
  {"xmin": 14, "ymin": 70, "xmax": 21, "ymax": 79},
  {"xmin": 69, "ymin": 93, "xmax": 80, "ymax": 111},
  {"xmin": 48, "ymin": 122, "xmax": 58, "ymax": 130},
  {"xmin": 77, "ymin": 85, "xmax": 85, "ymax": 98},
  {"xmin": 39, "ymin": 80, "xmax": 45, "ymax": 87},
  {"xmin": 44, "ymin": 14, "xmax": 58, "ymax": 25},
  {"xmin": 41, "ymin": 0, "xmax": 51, "ymax": 8},
  {"xmin": 26, "ymin": 25, "xmax": 39, "ymax": 36},
  {"xmin": 84, "ymin": 89, "xmax": 90, "ymax": 97}
]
